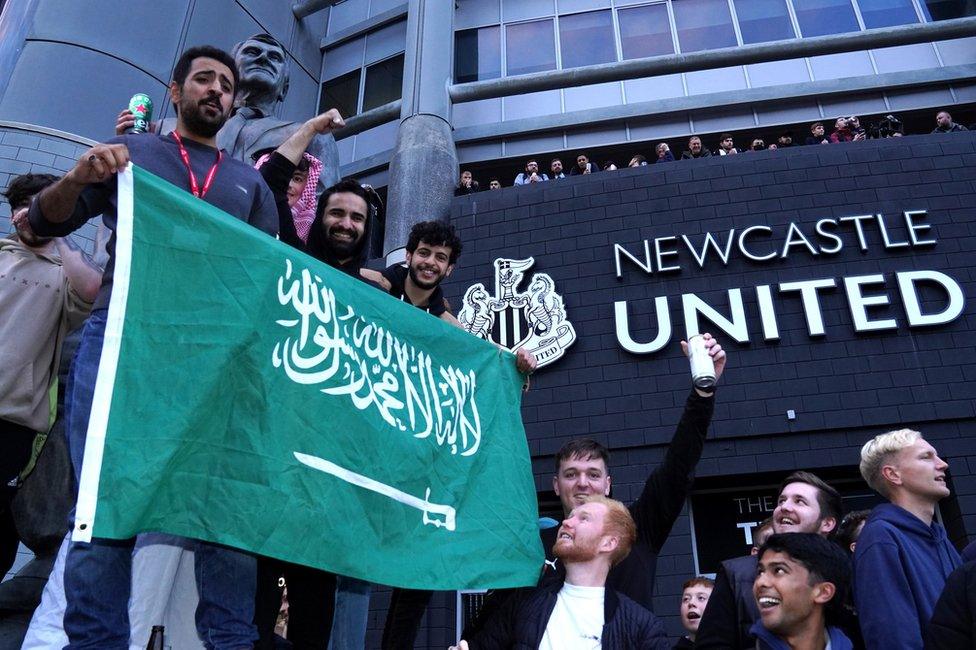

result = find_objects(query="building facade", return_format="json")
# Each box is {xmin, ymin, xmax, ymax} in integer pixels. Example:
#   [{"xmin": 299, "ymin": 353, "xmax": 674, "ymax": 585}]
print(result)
[{"xmin": 1, "ymin": 0, "xmax": 975, "ymax": 646}]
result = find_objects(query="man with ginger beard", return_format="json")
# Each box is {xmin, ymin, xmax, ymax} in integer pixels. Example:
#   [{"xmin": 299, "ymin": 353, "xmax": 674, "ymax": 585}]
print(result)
[
  {"xmin": 695, "ymin": 471, "xmax": 852, "ymax": 650},
  {"xmin": 451, "ymin": 497, "xmax": 670, "ymax": 650}
]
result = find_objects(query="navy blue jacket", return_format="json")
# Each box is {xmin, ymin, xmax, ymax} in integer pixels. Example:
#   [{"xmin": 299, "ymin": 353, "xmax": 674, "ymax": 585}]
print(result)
[
  {"xmin": 854, "ymin": 503, "xmax": 961, "ymax": 650},
  {"xmin": 750, "ymin": 621, "xmax": 852, "ymax": 650},
  {"xmin": 470, "ymin": 579, "xmax": 670, "ymax": 650}
]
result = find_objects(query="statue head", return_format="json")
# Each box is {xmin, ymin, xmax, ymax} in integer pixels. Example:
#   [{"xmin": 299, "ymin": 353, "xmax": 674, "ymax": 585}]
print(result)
[{"xmin": 231, "ymin": 33, "xmax": 290, "ymax": 106}]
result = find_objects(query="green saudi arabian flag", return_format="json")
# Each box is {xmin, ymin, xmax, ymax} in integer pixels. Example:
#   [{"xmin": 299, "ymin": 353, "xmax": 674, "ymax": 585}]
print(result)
[{"xmin": 73, "ymin": 164, "xmax": 544, "ymax": 590}]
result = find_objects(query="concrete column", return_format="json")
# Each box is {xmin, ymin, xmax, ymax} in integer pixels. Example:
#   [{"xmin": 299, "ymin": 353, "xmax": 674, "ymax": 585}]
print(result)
[{"xmin": 382, "ymin": 0, "xmax": 457, "ymax": 264}]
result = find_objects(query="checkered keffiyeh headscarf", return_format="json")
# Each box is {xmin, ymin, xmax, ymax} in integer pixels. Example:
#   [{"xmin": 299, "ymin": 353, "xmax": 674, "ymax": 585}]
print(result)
[{"xmin": 255, "ymin": 152, "xmax": 322, "ymax": 243}]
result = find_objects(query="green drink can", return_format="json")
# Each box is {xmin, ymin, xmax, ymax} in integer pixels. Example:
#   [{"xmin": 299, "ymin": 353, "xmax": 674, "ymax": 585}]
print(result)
[{"xmin": 127, "ymin": 93, "xmax": 153, "ymax": 134}]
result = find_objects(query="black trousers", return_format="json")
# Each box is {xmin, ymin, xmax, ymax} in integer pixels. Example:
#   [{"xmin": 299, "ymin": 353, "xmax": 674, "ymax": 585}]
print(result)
[
  {"xmin": 255, "ymin": 556, "xmax": 337, "ymax": 650},
  {"xmin": 382, "ymin": 588, "xmax": 433, "ymax": 649},
  {"xmin": 0, "ymin": 419, "xmax": 37, "ymax": 575}
]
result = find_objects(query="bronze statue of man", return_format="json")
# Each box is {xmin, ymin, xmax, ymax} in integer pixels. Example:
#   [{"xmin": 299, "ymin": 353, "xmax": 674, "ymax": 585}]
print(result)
[{"xmin": 218, "ymin": 33, "xmax": 340, "ymax": 189}]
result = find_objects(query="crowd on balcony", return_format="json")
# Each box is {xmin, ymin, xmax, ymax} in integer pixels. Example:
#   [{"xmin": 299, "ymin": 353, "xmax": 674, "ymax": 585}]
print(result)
[{"xmin": 455, "ymin": 110, "xmax": 973, "ymax": 195}]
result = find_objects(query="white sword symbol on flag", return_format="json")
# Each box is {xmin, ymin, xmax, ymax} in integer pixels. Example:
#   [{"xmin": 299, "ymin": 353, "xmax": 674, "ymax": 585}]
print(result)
[{"xmin": 293, "ymin": 452, "xmax": 457, "ymax": 532}]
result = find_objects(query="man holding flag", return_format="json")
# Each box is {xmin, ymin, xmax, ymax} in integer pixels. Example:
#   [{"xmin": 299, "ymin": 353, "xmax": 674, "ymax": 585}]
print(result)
[
  {"xmin": 30, "ymin": 42, "xmax": 544, "ymax": 650},
  {"xmin": 29, "ymin": 46, "xmax": 277, "ymax": 649}
]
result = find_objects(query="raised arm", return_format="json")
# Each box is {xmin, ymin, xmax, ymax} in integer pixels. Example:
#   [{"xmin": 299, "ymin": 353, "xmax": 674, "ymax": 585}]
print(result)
[
  {"xmin": 54, "ymin": 237, "xmax": 103, "ymax": 303},
  {"xmin": 31, "ymin": 144, "xmax": 128, "ymax": 236},
  {"xmin": 276, "ymin": 109, "xmax": 344, "ymax": 166},
  {"xmin": 631, "ymin": 334, "xmax": 725, "ymax": 552}
]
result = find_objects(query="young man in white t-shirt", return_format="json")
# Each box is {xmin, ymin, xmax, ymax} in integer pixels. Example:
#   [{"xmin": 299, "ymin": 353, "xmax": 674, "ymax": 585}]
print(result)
[{"xmin": 451, "ymin": 496, "xmax": 669, "ymax": 649}]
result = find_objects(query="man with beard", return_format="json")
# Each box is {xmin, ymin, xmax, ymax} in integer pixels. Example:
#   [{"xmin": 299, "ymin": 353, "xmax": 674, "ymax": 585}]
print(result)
[
  {"xmin": 695, "ymin": 472, "xmax": 847, "ymax": 650},
  {"xmin": 119, "ymin": 34, "xmax": 340, "ymax": 189},
  {"xmin": 0, "ymin": 174, "xmax": 101, "ymax": 575},
  {"xmin": 465, "ymin": 335, "xmax": 724, "ymax": 644},
  {"xmin": 452, "ymin": 497, "xmax": 670, "ymax": 650},
  {"xmin": 751, "ymin": 534, "xmax": 853, "ymax": 650},
  {"xmin": 28, "ymin": 46, "xmax": 277, "ymax": 649},
  {"xmin": 362, "ymin": 220, "xmax": 536, "ymax": 648}
]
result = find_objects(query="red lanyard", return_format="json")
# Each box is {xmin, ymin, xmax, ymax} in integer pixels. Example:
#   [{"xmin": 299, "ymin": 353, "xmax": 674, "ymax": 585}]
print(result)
[{"xmin": 171, "ymin": 131, "xmax": 222, "ymax": 199}]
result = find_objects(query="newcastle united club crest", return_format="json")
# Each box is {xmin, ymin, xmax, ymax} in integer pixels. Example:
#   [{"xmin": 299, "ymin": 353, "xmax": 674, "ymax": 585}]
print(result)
[{"xmin": 458, "ymin": 257, "xmax": 576, "ymax": 368}]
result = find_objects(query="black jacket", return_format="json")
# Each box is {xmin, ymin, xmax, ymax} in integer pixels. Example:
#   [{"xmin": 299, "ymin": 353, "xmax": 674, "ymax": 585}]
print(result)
[
  {"xmin": 569, "ymin": 162, "xmax": 600, "ymax": 175},
  {"xmin": 467, "ymin": 390, "xmax": 714, "ymax": 639},
  {"xmin": 470, "ymin": 579, "xmax": 670, "ymax": 650},
  {"xmin": 694, "ymin": 554, "xmax": 758, "ymax": 650},
  {"xmin": 925, "ymin": 560, "xmax": 976, "ymax": 649}
]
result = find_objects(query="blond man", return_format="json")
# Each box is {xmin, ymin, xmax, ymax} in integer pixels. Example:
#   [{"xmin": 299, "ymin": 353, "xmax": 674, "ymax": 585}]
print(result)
[
  {"xmin": 854, "ymin": 429, "xmax": 961, "ymax": 649},
  {"xmin": 452, "ymin": 497, "xmax": 669, "ymax": 650}
]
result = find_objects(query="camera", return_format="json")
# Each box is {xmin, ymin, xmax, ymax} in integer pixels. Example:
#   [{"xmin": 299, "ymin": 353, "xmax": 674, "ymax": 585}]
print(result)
[{"xmin": 867, "ymin": 114, "xmax": 904, "ymax": 139}]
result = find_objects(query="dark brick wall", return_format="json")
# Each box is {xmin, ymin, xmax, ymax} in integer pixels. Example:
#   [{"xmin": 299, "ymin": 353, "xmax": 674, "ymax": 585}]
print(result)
[
  {"xmin": 427, "ymin": 132, "xmax": 976, "ymax": 643},
  {"xmin": 0, "ymin": 125, "xmax": 100, "ymax": 252}
]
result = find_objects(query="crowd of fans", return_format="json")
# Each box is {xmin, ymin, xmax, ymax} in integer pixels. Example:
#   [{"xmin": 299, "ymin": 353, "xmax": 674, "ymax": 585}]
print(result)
[
  {"xmin": 3, "ymin": 40, "xmax": 976, "ymax": 650},
  {"xmin": 456, "ymin": 110, "xmax": 974, "ymax": 195}
]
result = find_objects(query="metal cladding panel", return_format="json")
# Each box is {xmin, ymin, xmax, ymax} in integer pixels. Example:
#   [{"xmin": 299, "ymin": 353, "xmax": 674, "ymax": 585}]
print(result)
[
  {"xmin": 0, "ymin": 42, "xmax": 166, "ymax": 141},
  {"xmin": 503, "ymin": 132, "xmax": 566, "ymax": 157},
  {"xmin": 353, "ymin": 119, "xmax": 397, "ymax": 159},
  {"xmin": 292, "ymin": 5, "xmax": 331, "ymax": 73},
  {"xmin": 871, "ymin": 43, "xmax": 943, "ymax": 74},
  {"xmin": 28, "ymin": 0, "xmax": 188, "ymax": 81},
  {"xmin": 623, "ymin": 75, "xmax": 686, "ymax": 103},
  {"xmin": 953, "ymin": 82, "xmax": 976, "ymax": 101},
  {"xmin": 455, "ymin": 0, "xmax": 501, "ymax": 29},
  {"xmin": 238, "ymin": 0, "xmax": 294, "ymax": 48},
  {"xmin": 936, "ymin": 36, "xmax": 976, "ymax": 66},
  {"xmin": 685, "ymin": 67, "xmax": 748, "ymax": 95},
  {"xmin": 745, "ymin": 59, "xmax": 813, "ymax": 88},
  {"xmin": 808, "ymin": 51, "xmax": 876, "ymax": 80},
  {"xmin": 503, "ymin": 90, "xmax": 561, "ymax": 121},
  {"xmin": 820, "ymin": 92, "xmax": 889, "ymax": 117},
  {"xmin": 281, "ymin": 70, "xmax": 319, "ymax": 124},
  {"xmin": 564, "ymin": 81, "xmax": 623, "ymax": 112},
  {"xmin": 182, "ymin": 0, "xmax": 263, "ymax": 57},
  {"xmin": 328, "ymin": 0, "xmax": 370, "ymax": 36},
  {"xmin": 501, "ymin": 0, "xmax": 555, "ymax": 23},
  {"xmin": 885, "ymin": 86, "xmax": 956, "ymax": 111},
  {"xmin": 453, "ymin": 98, "xmax": 503, "ymax": 129},
  {"xmin": 753, "ymin": 98, "xmax": 823, "ymax": 126},
  {"xmin": 565, "ymin": 124, "xmax": 627, "ymax": 148}
]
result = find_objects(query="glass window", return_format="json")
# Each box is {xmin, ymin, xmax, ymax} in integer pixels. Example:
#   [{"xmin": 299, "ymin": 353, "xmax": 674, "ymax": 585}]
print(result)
[
  {"xmin": 618, "ymin": 4, "xmax": 675, "ymax": 59},
  {"xmin": 455, "ymin": 26, "xmax": 502, "ymax": 83},
  {"xmin": 921, "ymin": 0, "xmax": 975, "ymax": 20},
  {"xmin": 733, "ymin": 0, "xmax": 796, "ymax": 43},
  {"xmin": 320, "ymin": 69, "xmax": 360, "ymax": 118},
  {"xmin": 362, "ymin": 53, "xmax": 404, "ymax": 111},
  {"xmin": 793, "ymin": 0, "xmax": 860, "ymax": 37},
  {"xmin": 506, "ymin": 19, "xmax": 557, "ymax": 76},
  {"xmin": 558, "ymin": 10, "xmax": 617, "ymax": 68},
  {"xmin": 857, "ymin": 0, "xmax": 919, "ymax": 27},
  {"xmin": 673, "ymin": 0, "xmax": 738, "ymax": 52}
]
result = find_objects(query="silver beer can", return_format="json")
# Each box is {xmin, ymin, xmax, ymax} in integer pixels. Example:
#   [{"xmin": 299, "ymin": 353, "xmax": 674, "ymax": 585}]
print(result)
[{"xmin": 688, "ymin": 334, "xmax": 716, "ymax": 390}]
